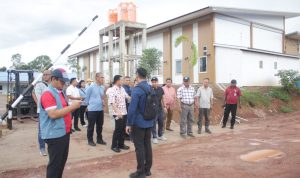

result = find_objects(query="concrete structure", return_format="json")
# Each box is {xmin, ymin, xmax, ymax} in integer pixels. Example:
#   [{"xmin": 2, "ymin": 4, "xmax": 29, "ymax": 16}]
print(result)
[{"xmin": 69, "ymin": 6, "xmax": 300, "ymax": 86}]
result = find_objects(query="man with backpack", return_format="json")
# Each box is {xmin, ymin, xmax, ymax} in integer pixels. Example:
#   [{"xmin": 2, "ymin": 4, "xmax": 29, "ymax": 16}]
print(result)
[{"xmin": 126, "ymin": 68, "xmax": 156, "ymax": 178}]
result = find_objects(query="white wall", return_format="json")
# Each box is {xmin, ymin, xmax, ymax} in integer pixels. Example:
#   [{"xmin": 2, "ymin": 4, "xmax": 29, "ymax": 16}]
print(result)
[
  {"xmin": 225, "ymin": 13, "xmax": 284, "ymax": 30},
  {"xmin": 193, "ymin": 22, "xmax": 199, "ymax": 83},
  {"xmin": 215, "ymin": 46, "xmax": 300, "ymax": 86},
  {"xmin": 147, "ymin": 32, "xmax": 164, "ymax": 83},
  {"xmin": 215, "ymin": 15, "xmax": 250, "ymax": 48},
  {"xmin": 252, "ymin": 25, "xmax": 283, "ymax": 53},
  {"xmin": 172, "ymin": 27, "xmax": 183, "ymax": 84}
]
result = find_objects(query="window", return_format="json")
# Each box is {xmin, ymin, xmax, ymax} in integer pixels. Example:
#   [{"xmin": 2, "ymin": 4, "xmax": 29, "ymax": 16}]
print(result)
[
  {"xmin": 259, "ymin": 61, "xmax": 263, "ymax": 69},
  {"xmin": 199, "ymin": 56, "xmax": 207, "ymax": 73},
  {"xmin": 274, "ymin": 62, "xmax": 278, "ymax": 69},
  {"xmin": 0, "ymin": 85, "xmax": 2, "ymax": 90},
  {"xmin": 175, "ymin": 59, "xmax": 182, "ymax": 74}
]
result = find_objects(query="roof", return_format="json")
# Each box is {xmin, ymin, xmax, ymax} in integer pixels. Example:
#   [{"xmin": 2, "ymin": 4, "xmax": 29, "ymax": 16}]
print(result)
[
  {"xmin": 69, "ymin": 6, "xmax": 300, "ymax": 58},
  {"xmin": 286, "ymin": 31, "xmax": 300, "ymax": 40}
]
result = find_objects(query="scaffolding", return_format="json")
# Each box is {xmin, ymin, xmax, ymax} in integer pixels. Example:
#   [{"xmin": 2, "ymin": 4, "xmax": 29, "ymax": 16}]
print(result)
[{"xmin": 99, "ymin": 21, "xmax": 147, "ymax": 82}]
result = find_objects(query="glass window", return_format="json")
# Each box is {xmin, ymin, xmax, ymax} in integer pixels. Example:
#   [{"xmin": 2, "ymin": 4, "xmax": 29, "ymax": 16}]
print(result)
[
  {"xmin": 259, "ymin": 61, "xmax": 263, "ymax": 69},
  {"xmin": 199, "ymin": 56, "xmax": 207, "ymax": 72},
  {"xmin": 175, "ymin": 59, "xmax": 182, "ymax": 74},
  {"xmin": 274, "ymin": 62, "xmax": 277, "ymax": 69}
]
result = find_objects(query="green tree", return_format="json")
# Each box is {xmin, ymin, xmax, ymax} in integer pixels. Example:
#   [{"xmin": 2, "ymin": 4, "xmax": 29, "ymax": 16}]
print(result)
[
  {"xmin": 28, "ymin": 55, "xmax": 52, "ymax": 72},
  {"xmin": 10, "ymin": 53, "xmax": 22, "ymax": 69},
  {"xmin": 67, "ymin": 58, "xmax": 81, "ymax": 76},
  {"xmin": 175, "ymin": 35, "xmax": 198, "ymax": 66},
  {"xmin": 138, "ymin": 48, "xmax": 162, "ymax": 79},
  {"xmin": 0, "ymin": 66, "xmax": 7, "ymax": 72},
  {"xmin": 275, "ymin": 69, "xmax": 299, "ymax": 93}
]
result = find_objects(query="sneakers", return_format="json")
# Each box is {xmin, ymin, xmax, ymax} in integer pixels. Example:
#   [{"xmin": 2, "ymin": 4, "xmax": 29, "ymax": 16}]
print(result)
[
  {"xmin": 111, "ymin": 147, "xmax": 121, "ymax": 153},
  {"xmin": 130, "ymin": 171, "xmax": 146, "ymax": 178},
  {"xmin": 198, "ymin": 130, "xmax": 202, "ymax": 134},
  {"xmin": 74, "ymin": 127, "xmax": 81, "ymax": 131},
  {"xmin": 222, "ymin": 125, "xmax": 226, "ymax": 128},
  {"xmin": 166, "ymin": 128, "xmax": 174, "ymax": 131},
  {"xmin": 97, "ymin": 140, "xmax": 107, "ymax": 145},
  {"xmin": 82, "ymin": 124, "xmax": 88, "ymax": 128},
  {"xmin": 187, "ymin": 133, "xmax": 195, "ymax": 137},
  {"xmin": 158, "ymin": 136, "xmax": 167, "ymax": 141},
  {"xmin": 205, "ymin": 129, "xmax": 212, "ymax": 134},
  {"xmin": 152, "ymin": 138, "xmax": 158, "ymax": 144},
  {"xmin": 230, "ymin": 125, "xmax": 234, "ymax": 129},
  {"xmin": 39, "ymin": 149, "xmax": 47, "ymax": 156},
  {"xmin": 88, "ymin": 141, "xmax": 96, "ymax": 147}
]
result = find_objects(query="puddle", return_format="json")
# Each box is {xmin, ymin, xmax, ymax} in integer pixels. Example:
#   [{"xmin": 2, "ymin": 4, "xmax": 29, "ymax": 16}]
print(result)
[{"xmin": 240, "ymin": 149, "xmax": 285, "ymax": 162}]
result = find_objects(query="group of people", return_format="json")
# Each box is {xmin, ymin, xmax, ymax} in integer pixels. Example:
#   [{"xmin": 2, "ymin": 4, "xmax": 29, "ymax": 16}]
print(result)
[{"xmin": 33, "ymin": 67, "xmax": 242, "ymax": 178}]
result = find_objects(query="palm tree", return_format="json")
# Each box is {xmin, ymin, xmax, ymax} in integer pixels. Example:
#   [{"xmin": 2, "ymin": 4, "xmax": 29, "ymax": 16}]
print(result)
[{"xmin": 175, "ymin": 35, "xmax": 198, "ymax": 66}]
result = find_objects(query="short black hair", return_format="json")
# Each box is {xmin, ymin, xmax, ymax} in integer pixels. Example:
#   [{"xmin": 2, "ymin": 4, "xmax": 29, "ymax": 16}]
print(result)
[
  {"xmin": 113, "ymin": 75, "xmax": 122, "ymax": 84},
  {"xmin": 166, "ymin": 78, "xmax": 172, "ymax": 82},
  {"xmin": 70, "ymin": 78, "xmax": 76, "ymax": 84},
  {"xmin": 136, "ymin": 68, "xmax": 147, "ymax": 79}
]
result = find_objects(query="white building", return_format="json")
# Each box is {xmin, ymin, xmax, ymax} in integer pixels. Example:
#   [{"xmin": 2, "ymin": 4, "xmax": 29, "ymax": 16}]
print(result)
[{"xmin": 69, "ymin": 6, "xmax": 300, "ymax": 86}]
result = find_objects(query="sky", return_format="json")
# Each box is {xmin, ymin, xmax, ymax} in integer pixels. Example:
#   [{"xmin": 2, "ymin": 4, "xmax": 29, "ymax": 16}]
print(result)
[{"xmin": 1, "ymin": 0, "xmax": 300, "ymax": 70}]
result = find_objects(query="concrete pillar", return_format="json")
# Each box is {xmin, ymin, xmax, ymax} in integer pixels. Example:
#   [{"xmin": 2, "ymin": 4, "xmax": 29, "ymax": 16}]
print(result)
[
  {"xmin": 108, "ymin": 30, "xmax": 113, "ymax": 83},
  {"xmin": 128, "ymin": 34, "xmax": 135, "ymax": 78},
  {"xmin": 119, "ymin": 24, "xmax": 126, "ymax": 76},
  {"xmin": 142, "ymin": 28, "xmax": 147, "ymax": 51},
  {"xmin": 99, "ymin": 34, "xmax": 104, "ymax": 73}
]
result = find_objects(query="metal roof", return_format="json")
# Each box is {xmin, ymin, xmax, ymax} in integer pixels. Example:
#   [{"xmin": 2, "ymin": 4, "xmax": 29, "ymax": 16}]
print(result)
[{"xmin": 286, "ymin": 31, "xmax": 300, "ymax": 40}]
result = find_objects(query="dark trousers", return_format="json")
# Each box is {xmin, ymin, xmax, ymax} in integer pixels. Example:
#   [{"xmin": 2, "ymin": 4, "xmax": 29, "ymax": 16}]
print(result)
[
  {"xmin": 87, "ymin": 111, "xmax": 104, "ymax": 142},
  {"xmin": 79, "ymin": 105, "xmax": 87, "ymax": 126},
  {"xmin": 72, "ymin": 108, "xmax": 80, "ymax": 129},
  {"xmin": 44, "ymin": 134, "xmax": 70, "ymax": 178},
  {"xmin": 111, "ymin": 116, "xmax": 126, "ymax": 148},
  {"xmin": 152, "ymin": 111, "xmax": 164, "ymax": 138},
  {"xmin": 198, "ymin": 108, "xmax": 210, "ymax": 130},
  {"xmin": 223, "ymin": 104, "xmax": 237, "ymax": 126},
  {"xmin": 132, "ymin": 126, "xmax": 152, "ymax": 174},
  {"xmin": 164, "ymin": 108, "xmax": 173, "ymax": 130}
]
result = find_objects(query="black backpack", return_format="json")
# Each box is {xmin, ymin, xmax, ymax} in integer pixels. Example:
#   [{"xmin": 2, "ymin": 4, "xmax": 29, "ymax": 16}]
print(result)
[{"xmin": 137, "ymin": 85, "xmax": 159, "ymax": 120}]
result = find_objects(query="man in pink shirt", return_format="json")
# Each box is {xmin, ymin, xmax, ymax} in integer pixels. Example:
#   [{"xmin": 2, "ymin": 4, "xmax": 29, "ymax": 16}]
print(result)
[{"xmin": 162, "ymin": 78, "xmax": 177, "ymax": 131}]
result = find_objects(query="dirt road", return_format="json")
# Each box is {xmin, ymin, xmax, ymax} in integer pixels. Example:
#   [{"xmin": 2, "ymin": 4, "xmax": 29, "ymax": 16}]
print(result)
[{"xmin": 1, "ymin": 111, "xmax": 300, "ymax": 178}]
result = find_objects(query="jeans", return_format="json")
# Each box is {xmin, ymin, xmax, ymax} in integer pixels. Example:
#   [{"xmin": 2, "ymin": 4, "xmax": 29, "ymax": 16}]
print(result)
[
  {"xmin": 79, "ymin": 105, "xmax": 87, "ymax": 126},
  {"xmin": 72, "ymin": 108, "xmax": 80, "ymax": 129},
  {"xmin": 198, "ymin": 108, "xmax": 210, "ymax": 130},
  {"xmin": 44, "ymin": 134, "xmax": 70, "ymax": 178},
  {"xmin": 132, "ymin": 126, "xmax": 152, "ymax": 174},
  {"xmin": 152, "ymin": 111, "xmax": 164, "ymax": 138},
  {"xmin": 223, "ymin": 104, "xmax": 237, "ymax": 126},
  {"xmin": 87, "ymin": 111, "xmax": 104, "ymax": 142},
  {"xmin": 180, "ymin": 104, "xmax": 195, "ymax": 134},
  {"xmin": 38, "ymin": 114, "xmax": 45, "ymax": 151},
  {"xmin": 111, "ymin": 116, "xmax": 126, "ymax": 148}
]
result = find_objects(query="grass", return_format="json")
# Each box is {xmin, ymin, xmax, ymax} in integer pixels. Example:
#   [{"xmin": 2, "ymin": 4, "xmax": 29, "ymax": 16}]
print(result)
[
  {"xmin": 268, "ymin": 88, "xmax": 291, "ymax": 102},
  {"xmin": 280, "ymin": 105, "xmax": 294, "ymax": 113},
  {"xmin": 241, "ymin": 90, "xmax": 270, "ymax": 108}
]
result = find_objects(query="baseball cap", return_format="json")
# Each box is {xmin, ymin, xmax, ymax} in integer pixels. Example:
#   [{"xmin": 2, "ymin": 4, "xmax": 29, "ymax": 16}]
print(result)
[
  {"xmin": 183, "ymin": 76, "xmax": 190, "ymax": 82},
  {"xmin": 151, "ymin": 77, "xmax": 158, "ymax": 81},
  {"xmin": 52, "ymin": 68, "xmax": 69, "ymax": 83},
  {"xmin": 231, "ymin": 79, "xmax": 237, "ymax": 84}
]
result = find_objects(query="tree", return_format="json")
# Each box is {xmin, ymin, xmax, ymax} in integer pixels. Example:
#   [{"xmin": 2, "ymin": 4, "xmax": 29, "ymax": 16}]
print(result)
[
  {"xmin": 67, "ymin": 58, "xmax": 81, "ymax": 76},
  {"xmin": 10, "ymin": 53, "xmax": 22, "ymax": 69},
  {"xmin": 27, "ymin": 55, "xmax": 52, "ymax": 72},
  {"xmin": 175, "ymin": 35, "xmax": 198, "ymax": 66},
  {"xmin": 0, "ymin": 66, "xmax": 7, "ymax": 72},
  {"xmin": 138, "ymin": 48, "xmax": 162, "ymax": 79},
  {"xmin": 275, "ymin": 69, "xmax": 299, "ymax": 93}
]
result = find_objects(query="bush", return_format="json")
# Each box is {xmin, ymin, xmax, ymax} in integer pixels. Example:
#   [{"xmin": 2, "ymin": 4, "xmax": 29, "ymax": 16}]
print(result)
[
  {"xmin": 268, "ymin": 88, "xmax": 291, "ymax": 102},
  {"xmin": 275, "ymin": 70, "xmax": 299, "ymax": 93},
  {"xmin": 241, "ymin": 90, "xmax": 270, "ymax": 108},
  {"xmin": 280, "ymin": 105, "xmax": 293, "ymax": 113}
]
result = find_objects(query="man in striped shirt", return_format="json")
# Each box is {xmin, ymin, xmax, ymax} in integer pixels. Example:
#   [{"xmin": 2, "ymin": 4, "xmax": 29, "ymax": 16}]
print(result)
[{"xmin": 177, "ymin": 76, "xmax": 196, "ymax": 138}]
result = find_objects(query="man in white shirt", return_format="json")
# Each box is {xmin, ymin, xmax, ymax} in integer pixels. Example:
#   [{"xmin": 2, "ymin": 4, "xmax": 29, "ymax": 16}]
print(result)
[
  {"xmin": 195, "ymin": 78, "xmax": 214, "ymax": 134},
  {"xmin": 66, "ymin": 78, "xmax": 82, "ymax": 131}
]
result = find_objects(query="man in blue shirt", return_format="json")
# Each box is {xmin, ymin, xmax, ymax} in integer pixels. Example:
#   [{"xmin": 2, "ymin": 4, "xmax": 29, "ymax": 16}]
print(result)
[
  {"xmin": 85, "ymin": 72, "xmax": 107, "ymax": 147},
  {"xmin": 126, "ymin": 68, "xmax": 154, "ymax": 178}
]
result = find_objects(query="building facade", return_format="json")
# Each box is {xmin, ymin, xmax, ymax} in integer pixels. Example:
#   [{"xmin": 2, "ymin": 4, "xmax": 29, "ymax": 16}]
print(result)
[{"xmin": 69, "ymin": 6, "xmax": 300, "ymax": 86}]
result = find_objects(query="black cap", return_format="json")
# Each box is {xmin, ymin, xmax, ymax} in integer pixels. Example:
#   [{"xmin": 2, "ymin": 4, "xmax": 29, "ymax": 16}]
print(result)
[
  {"xmin": 231, "ymin": 79, "xmax": 237, "ymax": 84},
  {"xmin": 183, "ymin": 76, "xmax": 190, "ymax": 82},
  {"xmin": 52, "ymin": 68, "xmax": 69, "ymax": 83},
  {"xmin": 151, "ymin": 77, "xmax": 158, "ymax": 81}
]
